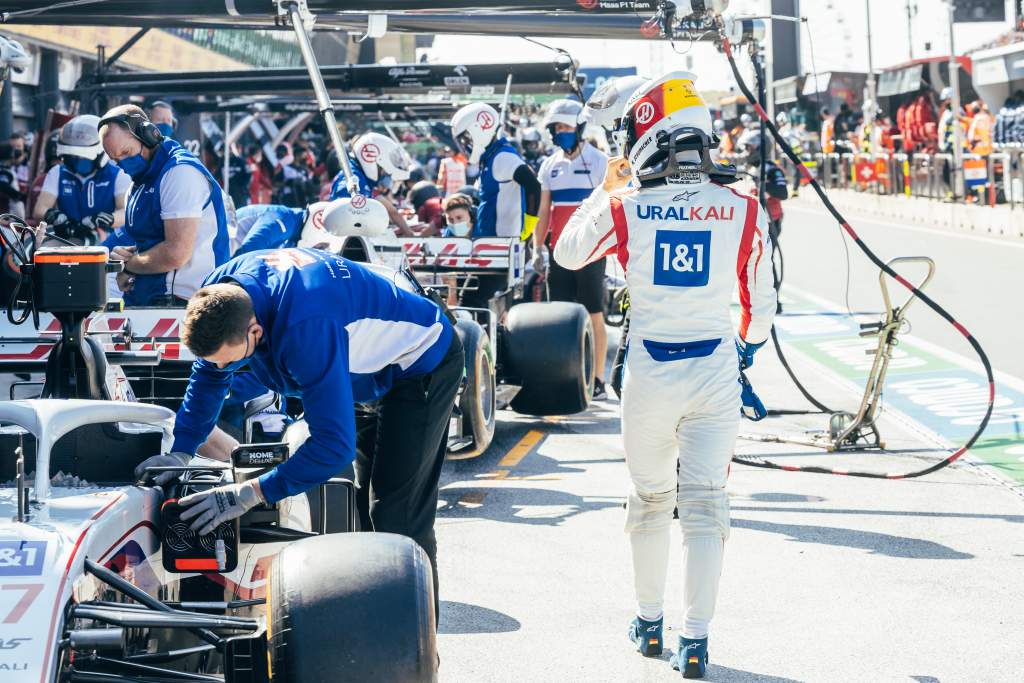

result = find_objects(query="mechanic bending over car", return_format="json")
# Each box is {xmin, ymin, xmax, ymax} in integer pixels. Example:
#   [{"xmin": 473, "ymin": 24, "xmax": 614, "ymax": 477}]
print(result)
[
  {"xmin": 135, "ymin": 247, "xmax": 463, "ymax": 619},
  {"xmin": 554, "ymin": 72, "xmax": 776, "ymax": 678},
  {"xmin": 98, "ymin": 104, "xmax": 230, "ymax": 306},
  {"xmin": 532, "ymin": 99, "xmax": 611, "ymax": 399},
  {"xmin": 450, "ymin": 102, "xmax": 542, "ymax": 239},
  {"xmin": 230, "ymin": 200, "xmax": 329, "ymax": 256},
  {"xmin": 32, "ymin": 114, "xmax": 130, "ymax": 245},
  {"xmin": 329, "ymin": 132, "xmax": 413, "ymax": 235}
]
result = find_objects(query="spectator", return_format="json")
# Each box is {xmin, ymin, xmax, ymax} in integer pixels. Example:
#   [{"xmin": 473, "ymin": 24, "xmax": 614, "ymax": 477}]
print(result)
[
  {"xmin": 272, "ymin": 142, "xmax": 309, "ymax": 207},
  {"xmin": 968, "ymin": 100, "xmax": 994, "ymax": 156},
  {"xmin": 436, "ymin": 146, "xmax": 467, "ymax": 197},
  {"xmin": 441, "ymin": 192, "xmax": 475, "ymax": 237},
  {"xmin": 247, "ymin": 145, "xmax": 272, "ymax": 205},
  {"xmin": 0, "ymin": 143, "xmax": 25, "ymax": 217},
  {"xmin": 8, "ymin": 132, "xmax": 29, "ymax": 199},
  {"xmin": 149, "ymin": 101, "xmax": 177, "ymax": 140}
]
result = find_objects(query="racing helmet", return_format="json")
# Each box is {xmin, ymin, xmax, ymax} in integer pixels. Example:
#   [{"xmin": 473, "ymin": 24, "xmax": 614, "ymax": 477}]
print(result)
[
  {"xmin": 584, "ymin": 75, "xmax": 650, "ymax": 154},
  {"xmin": 0, "ymin": 36, "xmax": 30, "ymax": 84},
  {"xmin": 323, "ymin": 195, "xmax": 389, "ymax": 238},
  {"xmin": 775, "ymin": 111, "xmax": 790, "ymax": 127},
  {"xmin": 409, "ymin": 180, "xmax": 440, "ymax": 211},
  {"xmin": 352, "ymin": 132, "xmax": 413, "ymax": 183},
  {"xmin": 451, "ymin": 102, "xmax": 500, "ymax": 166},
  {"xmin": 621, "ymin": 71, "xmax": 718, "ymax": 184},
  {"xmin": 57, "ymin": 114, "xmax": 105, "ymax": 175},
  {"xmin": 740, "ymin": 112, "xmax": 753, "ymax": 126},
  {"xmin": 521, "ymin": 127, "xmax": 543, "ymax": 143},
  {"xmin": 301, "ymin": 201, "xmax": 332, "ymax": 236}
]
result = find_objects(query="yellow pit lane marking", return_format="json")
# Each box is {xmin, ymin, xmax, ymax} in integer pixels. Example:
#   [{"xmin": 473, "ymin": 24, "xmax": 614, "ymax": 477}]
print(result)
[{"xmin": 498, "ymin": 429, "xmax": 545, "ymax": 468}]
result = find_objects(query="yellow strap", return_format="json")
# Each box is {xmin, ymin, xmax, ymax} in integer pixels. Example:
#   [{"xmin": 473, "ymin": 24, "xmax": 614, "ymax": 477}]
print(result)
[{"xmin": 521, "ymin": 214, "xmax": 539, "ymax": 241}]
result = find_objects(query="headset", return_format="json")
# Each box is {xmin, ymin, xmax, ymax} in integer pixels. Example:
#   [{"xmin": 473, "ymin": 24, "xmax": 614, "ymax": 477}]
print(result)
[
  {"xmin": 441, "ymin": 194, "xmax": 477, "ymax": 226},
  {"xmin": 97, "ymin": 112, "xmax": 164, "ymax": 149}
]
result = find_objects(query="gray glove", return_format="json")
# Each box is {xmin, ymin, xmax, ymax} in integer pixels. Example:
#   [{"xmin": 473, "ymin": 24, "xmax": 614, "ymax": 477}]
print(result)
[
  {"xmin": 81, "ymin": 212, "xmax": 114, "ymax": 232},
  {"xmin": 134, "ymin": 451, "xmax": 191, "ymax": 486},
  {"xmin": 179, "ymin": 480, "xmax": 264, "ymax": 535},
  {"xmin": 531, "ymin": 245, "xmax": 548, "ymax": 277},
  {"xmin": 43, "ymin": 207, "xmax": 69, "ymax": 227}
]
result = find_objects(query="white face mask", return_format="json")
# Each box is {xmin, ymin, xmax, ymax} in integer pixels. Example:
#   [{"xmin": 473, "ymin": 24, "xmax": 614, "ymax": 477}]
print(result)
[{"xmin": 449, "ymin": 221, "xmax": 472, "ymax": 237}]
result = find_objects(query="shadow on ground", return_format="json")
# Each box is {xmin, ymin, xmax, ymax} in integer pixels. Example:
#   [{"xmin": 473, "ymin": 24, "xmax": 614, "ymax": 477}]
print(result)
[
  {"xmin": 439, "ymin": 601, "xmax": 521, "ymax": 635},
  {"xmin": 731, "ymin": 517, "xmax": 973, "ymax": 559},
  {"xmin": 437, "ymin": 486, "xmax": 622, "ymax": 526}
]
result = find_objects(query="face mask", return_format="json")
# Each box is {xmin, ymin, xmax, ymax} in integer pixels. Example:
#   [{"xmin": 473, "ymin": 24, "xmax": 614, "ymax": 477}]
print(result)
[
  {"xmin": 216, "ymin": 327, "xmax": 255, "ymax": 373},
  {"xmin": 67, "ymin": 156, "xmax": 95, "ymax": 176},
  {"xmin": 155, "ymin": 123, "xmax": 174, "ymax": 138},
  {"xmin": 449, "ymin": 221, "xmax": 471, "ymax": 237},
  {"xmin": 553, "ymin": 131, "xmax": 578, "ymax": 152},
  {"xmin": 117, "ymin": 153, "xmax": 150, "ymax": 178}
]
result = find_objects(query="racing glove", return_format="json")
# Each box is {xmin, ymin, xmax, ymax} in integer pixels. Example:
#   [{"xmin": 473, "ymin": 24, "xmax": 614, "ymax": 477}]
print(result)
[
  {"xmin": 531, "ymin": 244, "xmax": 548, "ymax": 277},
  {"xmin": 81, "ymin": 212, "xmax": 115, "ymax": 232},
  {"xmin": 736, "ymin": 337, "xmax": 765, "ymax": 370},
  {"xmin": 179, "ymin": 480, "xmax": 264, "ymax": 535},
  {"xmin": 43, "ymin": 207, "xmax": 70, "ymax": 227},
  {"xmin": 134, "ymin": 451, "xmax": 192, "ymax": 486},
  {"xmin": 738, "ymin": 369, "xmax": 767, "ymax": 421}
]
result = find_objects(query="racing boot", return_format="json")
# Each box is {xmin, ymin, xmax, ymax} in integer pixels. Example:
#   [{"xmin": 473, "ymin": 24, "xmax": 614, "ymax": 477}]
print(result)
[
  {"xmin": 627, "ymin": 615, "xmax": 663, "ymax": 656},
  {"xmin": 670, "ymin": 635, "xmax": 708, "ymax": 679}
]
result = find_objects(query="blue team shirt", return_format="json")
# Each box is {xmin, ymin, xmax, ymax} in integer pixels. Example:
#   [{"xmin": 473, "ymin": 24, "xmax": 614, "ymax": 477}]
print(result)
[
  {"xmin": 234, "ymin": 204, "xmax": 306, "ymax": 256},
  {"xmin": 171, "ymin": 248, "xmax": 454, "ymax": 503}
]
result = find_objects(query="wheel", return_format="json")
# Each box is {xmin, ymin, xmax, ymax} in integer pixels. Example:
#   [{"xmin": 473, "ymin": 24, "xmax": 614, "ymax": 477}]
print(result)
[
  {"xmin": 453, "ymin": 319, "xmax": 496, "ymax": 457},
  {"xmin": 504, "ymin": 302, "xmax": 594, "ymax": 416},
  {"xmin": 268, "ymin": 533, "xmax": 437, "ymax": 682}
]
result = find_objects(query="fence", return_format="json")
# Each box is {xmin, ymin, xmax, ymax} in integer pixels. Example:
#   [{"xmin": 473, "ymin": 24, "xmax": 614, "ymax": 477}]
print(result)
[{"xmin": 776, "ymin": 148, "xmax": 1024, "ymax": 209}]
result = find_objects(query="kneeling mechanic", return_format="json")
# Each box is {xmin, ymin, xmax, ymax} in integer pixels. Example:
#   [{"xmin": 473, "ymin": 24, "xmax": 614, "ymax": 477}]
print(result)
[{"xmin": 136, "ymin": 244, "xmax": 464, "ymax": 619}]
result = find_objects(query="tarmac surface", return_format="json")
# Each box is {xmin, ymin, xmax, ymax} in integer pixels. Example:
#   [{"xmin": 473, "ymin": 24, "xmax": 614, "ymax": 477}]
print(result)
[{"xmin": 434, "ymin": 244, "xmax": 1024, "ymax": 682}]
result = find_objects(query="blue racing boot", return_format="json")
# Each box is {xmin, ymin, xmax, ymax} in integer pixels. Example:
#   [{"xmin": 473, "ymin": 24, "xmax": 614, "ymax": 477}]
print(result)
[
  {"xmin": 627, "ymin": 615, "xmax": 663, "ymax": 656},
  {"xmin": 670, "ymin": 635, "xmax": 708, "ymax": 678}
]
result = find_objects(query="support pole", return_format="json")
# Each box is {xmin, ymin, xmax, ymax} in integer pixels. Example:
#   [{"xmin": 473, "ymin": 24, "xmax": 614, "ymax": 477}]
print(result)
[
  {"xmin": 103, "ymin": 27, "xmax": 151, "ymax": 71},
  {"xmin": 283, "ymin": 0, "xmax": 361, "ymax": 196},
  {"xmin": 223, "ymin": 111, "xmax": 231, "ymax": 197},
  {"xmin": 947, "ymin": 0, "xmax": 964, "ymax": 200},
  {"xmin": 752, "ymin": 45, "xmax": 768, "ymax": 208},
  {"xmin": 865, "ymin": 0, "xmax": 878, "ymax": 156}
]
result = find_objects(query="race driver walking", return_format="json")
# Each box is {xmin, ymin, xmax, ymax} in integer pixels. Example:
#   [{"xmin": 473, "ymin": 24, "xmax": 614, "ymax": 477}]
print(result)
[{"xmin": 554, "ymin": 72, "xmax": 776, "ymax": 678}]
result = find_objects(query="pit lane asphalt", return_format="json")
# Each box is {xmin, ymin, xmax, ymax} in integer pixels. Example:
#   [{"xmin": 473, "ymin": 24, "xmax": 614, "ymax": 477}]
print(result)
[{"xmin": 434, "ymin": 325, "xmax": 1024, "ymax": 682}]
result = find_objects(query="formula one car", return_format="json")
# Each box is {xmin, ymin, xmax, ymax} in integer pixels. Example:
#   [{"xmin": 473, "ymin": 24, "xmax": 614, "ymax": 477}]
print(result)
[{"xmin": 0, "ymin": 223, "xmax": 436, "ymax": 683}]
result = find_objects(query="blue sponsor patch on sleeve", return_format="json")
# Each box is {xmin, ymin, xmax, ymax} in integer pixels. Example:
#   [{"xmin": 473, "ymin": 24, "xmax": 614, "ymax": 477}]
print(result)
[{"xmin": 0, "ymin": 541, "xmax": 47, "ymax": 576}]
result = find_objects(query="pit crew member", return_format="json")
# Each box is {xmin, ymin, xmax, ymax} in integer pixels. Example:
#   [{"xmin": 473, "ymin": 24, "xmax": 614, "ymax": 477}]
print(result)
[
  {"xmin": 532, "ymin": 99, "xmax": 610, "ymax": 399},
  {"xmin": 32, "ymin": 114, "xmax": 130, "ymax": 244},
  {"xmin": 149, "ymin": 100, "xmax": 177, "ymax": 140},
  {"xmin": 328, "ymin": 132, "xmax": 412, "ymax": 235},
  {"xmin": 99, "ymin": 104, "xmax": 229, "ymax": 306},
  {"xmin": 520, "ymin": 126, "xmax": 546, "ymax": 173},
  {"xmin": 137, "ymin": 242, "xmax": 463, "ymax": 618},
  {"xmin": 554, "ymin": 72, "xmax": 776, "ymax": 678},
  {"xmin": 451, "ymin": 103, "xmax": 542, "ymax": 239},
  {"xmin": 231, "ymin": 201, "xmax": 329, "ymax": 256}
]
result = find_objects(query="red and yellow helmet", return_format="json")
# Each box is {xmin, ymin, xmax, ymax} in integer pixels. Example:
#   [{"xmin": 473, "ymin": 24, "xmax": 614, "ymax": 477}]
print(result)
[{"xmin": 622, "ymin": 71, "xmax": 714, "ymax": 180}]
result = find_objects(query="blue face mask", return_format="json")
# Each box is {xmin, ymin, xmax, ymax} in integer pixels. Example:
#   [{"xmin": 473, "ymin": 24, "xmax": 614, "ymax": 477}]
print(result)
[
  {"xmin": 67, "ymin": 156, "xmax": 95, "ymax": 176},
  {"xmin": 554, "ymin": 131, "xmax": 578, "ymax": 152},
  {"xmin": 155, "ymin": 123, "xmax": 174, "ymax": 138},
  {"xmin": 216, "ymin": 327, "xmax": 255, "ymax": 373},
  {"xmin": 117, "ymin": 153, "xmax": 150, "ymax": 179}
]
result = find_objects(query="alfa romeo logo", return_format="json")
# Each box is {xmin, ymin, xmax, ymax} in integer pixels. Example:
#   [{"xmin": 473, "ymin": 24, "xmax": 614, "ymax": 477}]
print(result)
[
  {"xmin": 476, "ymin": 110, "xmax": 495, "ymax": 130},
  {"xmin": 351, "ymin": 194, "xmax": 367, "ymax": 209},
  {"xmin": 635, "ymin": 101, "xmax": 656, "ymax": 125},
  {"xmin": 360, "ymin": 143, "xmax": 380, "ymax": 163}
]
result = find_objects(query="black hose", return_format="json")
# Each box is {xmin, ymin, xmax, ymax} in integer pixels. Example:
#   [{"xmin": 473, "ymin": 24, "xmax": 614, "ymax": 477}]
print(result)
[{"xmin": 722, "ymin": 38, "xmax": 995, "ymax": 479}]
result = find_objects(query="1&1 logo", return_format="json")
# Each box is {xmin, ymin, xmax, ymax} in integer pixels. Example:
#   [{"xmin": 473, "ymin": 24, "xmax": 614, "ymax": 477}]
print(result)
[
  {"xmin": 477, "ymin": 110, "xmax": 495, "ymax": 130},
  {"xmin": 360, "ymin": 143, "xmax": 380, "ymax": 163}
]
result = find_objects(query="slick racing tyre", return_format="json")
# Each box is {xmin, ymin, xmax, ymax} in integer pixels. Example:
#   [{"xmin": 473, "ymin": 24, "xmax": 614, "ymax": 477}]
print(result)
[
  {"xmin": 268, "ymin": 533, "xmax": 437, "ymax": 682},
  {"xmin": 505, "ymin": 302, "xmax": 594, "ymax": 416},
  {"xmin": 455, "ymin": 318, "xmax": 496, "ymax": 457}
]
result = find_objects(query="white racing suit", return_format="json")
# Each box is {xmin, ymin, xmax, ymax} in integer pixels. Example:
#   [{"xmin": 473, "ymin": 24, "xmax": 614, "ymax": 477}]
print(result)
[{"xmin": 554, "ymin": 177, "xmax": 776, "ymax": 638}]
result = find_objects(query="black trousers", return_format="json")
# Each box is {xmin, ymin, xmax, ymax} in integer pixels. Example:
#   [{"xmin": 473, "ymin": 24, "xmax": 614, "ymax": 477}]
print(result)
[{"xmin": 354, "ymin": 334, "xmax": 464, "ymax": 619}]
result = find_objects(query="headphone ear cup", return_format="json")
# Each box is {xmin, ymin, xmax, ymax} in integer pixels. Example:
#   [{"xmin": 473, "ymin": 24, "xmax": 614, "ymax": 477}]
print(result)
[{"xmin": 139, "ymin": 121, "xmax": 163, "ymax": 148}]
